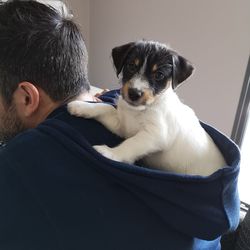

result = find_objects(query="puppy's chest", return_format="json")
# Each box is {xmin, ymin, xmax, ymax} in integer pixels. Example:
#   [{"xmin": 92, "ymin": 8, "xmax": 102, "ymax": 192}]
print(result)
[{"xmin": 117, "ymin": 108, "xmax": 146, "ymax": 138}]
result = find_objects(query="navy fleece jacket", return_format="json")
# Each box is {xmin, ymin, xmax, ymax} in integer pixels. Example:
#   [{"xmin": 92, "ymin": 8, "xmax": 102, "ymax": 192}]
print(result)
[{"xmin": 0, "ymin": 90, "xmax": 240, "ymax": 250}]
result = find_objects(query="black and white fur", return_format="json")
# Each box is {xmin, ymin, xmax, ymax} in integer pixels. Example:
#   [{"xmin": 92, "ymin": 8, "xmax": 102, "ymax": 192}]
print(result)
[{"xmin": 68, "ymin": 40, "xmax": 226, "ymax": 176}]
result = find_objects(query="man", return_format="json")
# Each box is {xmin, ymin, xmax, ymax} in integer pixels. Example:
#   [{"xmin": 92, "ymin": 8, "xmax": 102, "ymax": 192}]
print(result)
[{"xmin": 0, "ymin": 1, "xmax": 240, "ymax": 249}]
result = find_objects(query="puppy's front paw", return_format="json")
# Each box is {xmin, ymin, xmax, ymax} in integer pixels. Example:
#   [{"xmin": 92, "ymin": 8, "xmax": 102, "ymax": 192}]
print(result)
[
  {"xmin": 67, "ymin": 101, "xmax": 93, "ymax": 118},
  {"xmin": 93, "ymin": 145, "xmax": 121, "ymax": 162}
]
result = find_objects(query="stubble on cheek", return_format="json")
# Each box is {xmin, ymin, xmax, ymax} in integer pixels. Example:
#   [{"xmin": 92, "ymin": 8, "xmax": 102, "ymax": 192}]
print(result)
[{"xmin": 0, "ymin": 105, "xmax": 26, "ymax": 144}]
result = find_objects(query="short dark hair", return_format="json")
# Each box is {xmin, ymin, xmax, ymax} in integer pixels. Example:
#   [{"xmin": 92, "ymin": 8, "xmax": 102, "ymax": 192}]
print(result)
[{"xmin": 0, "ymin": 0, "xmax": 89, "ymax": 104}]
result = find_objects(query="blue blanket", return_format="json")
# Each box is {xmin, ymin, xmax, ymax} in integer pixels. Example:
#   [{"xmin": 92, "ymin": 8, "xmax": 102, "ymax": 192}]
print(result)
[{"xmin": 0, "ymin": 90, "xmax": 240, "ymax": 250}]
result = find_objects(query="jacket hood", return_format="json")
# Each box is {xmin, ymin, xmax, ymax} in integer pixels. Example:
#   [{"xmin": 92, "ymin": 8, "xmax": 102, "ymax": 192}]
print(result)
[{"xmin": 41, "ymin": 110, "xmax": 240, "ymax": 241}]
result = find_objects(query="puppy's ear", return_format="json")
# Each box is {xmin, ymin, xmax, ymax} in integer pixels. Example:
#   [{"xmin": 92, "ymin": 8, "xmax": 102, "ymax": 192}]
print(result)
[
  {"xmin": 112, "ymin": 42, "xmax": 135, "ymax": 77},
  {"xmin": 172, "ymin": 52, "xmax": 194, "ymax": 89}
]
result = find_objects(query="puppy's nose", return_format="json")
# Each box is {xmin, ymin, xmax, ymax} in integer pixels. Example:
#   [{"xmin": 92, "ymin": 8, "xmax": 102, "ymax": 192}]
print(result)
[{"xmin": 128, "ymin": 88, "xmax": 143, "ymax": 101}]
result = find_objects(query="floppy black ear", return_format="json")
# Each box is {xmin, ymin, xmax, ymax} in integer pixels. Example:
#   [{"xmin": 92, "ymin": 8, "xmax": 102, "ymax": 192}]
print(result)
[
  {"xmin": 172, "ymin": 52, "xmax": 194, "ymax": 89},
  {"xmin": 111, "ymin": 42, "xmax": 135, "ymax": 77}
]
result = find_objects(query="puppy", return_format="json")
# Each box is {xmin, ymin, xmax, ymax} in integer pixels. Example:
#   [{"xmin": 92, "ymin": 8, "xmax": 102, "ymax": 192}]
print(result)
[{"xmin": 68, "ymin": 40, "xmax": 226, "ymax": 176}]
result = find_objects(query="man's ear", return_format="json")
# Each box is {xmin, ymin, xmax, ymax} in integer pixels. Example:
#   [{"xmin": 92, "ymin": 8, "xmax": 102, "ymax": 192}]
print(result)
[
  {"xmin": 171, "ymin": 52, "xmax": 194, "ymax": 89},
  {"xmin": 111, "ymin": 42, "xmax": 135, "ymax": 77},
  {"xmin": 13, "ymin": 82, "xmax": 40, "ymax": 117}
]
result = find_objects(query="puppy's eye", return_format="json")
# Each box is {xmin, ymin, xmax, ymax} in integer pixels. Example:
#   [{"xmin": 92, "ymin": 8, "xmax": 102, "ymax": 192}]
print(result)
[
  {"xmin": 154, "ymin": 71, "xmax": 165, "ymax": 81},
  {"xmin": 127, "ymin": 62, "xmax": 137, "ymax": 73}
]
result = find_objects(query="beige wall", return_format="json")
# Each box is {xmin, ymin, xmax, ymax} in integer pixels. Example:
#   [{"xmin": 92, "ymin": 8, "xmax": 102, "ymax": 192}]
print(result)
[
  {"xmin": 69, "ymin": 0, "xmax": 250, "ymax": 136},
  {"xmin": 66, "ymin": 0, "xmax": 90, "ymax": 50}
]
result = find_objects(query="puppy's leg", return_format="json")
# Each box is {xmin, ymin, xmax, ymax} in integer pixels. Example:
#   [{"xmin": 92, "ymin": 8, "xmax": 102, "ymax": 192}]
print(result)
[
  {"xmin": 94, "ymin": 128, "xmax": 163, "ymax": 164},
  {"xmin": 68, "ymin": 101, "xmax": 121, "ymax": 135}
]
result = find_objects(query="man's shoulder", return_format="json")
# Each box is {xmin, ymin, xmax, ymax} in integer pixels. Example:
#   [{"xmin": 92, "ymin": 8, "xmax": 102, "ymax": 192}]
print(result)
[
  {"xmin": 44, "ymin": 104, "xmax": 123, "ymax": 147},
  {"xmin": 0, "ymin": 126, "xmax": 52, "ymax": 168},
  {"xmin": 0, "ymin": 104, "xmax": 123, "ymax": 163}
]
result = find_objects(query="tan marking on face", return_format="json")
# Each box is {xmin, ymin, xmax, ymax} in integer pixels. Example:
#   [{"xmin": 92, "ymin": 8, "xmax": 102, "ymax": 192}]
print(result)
[
  {"xmin": 135, "ymin": 58, "xmax": 140, "ymax": 66},
  {"xmin": 121, "ymin": 81, "xmax": 131, "ymax": 100},
  {"xmin": 140, "ymin": 89, "xmax": 155, "ymax": 105},
  {"xmin": 152, "ymin": 64, "xmax": 158, "ymax": 72}
]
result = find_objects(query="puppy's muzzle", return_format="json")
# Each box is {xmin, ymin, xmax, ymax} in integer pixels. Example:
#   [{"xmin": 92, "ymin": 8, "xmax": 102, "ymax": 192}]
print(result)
[
  {"xmin": 122, "ymin": 83, "xmax": 155, "ymax": 107},
  {"xmin": 128, "ymin": 88, "xmax": 143, "ymax": 102}
]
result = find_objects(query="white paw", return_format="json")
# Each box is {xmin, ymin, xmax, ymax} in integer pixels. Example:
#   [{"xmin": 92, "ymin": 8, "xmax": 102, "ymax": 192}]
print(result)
[
  {"xmin": 93, "ymin": 145, "xmax": 121, "ymax": 162},
  {"xmin": 67, "ymin": 101, "xmax": 93, "ymax": 118}
]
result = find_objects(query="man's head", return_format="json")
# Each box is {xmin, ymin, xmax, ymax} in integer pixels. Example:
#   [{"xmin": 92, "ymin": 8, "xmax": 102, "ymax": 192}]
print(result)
[{"xmin": 0, "ymin": 0, "xmax": 89, "ymax": 143}]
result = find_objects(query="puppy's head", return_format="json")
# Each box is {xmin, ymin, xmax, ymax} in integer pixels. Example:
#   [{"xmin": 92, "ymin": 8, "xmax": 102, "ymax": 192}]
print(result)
[{"xmin": 112, "ymin": 40, "xmax": 194, "ymax": 107}]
